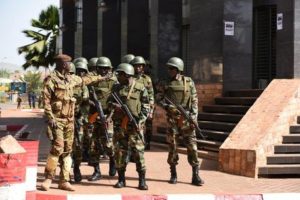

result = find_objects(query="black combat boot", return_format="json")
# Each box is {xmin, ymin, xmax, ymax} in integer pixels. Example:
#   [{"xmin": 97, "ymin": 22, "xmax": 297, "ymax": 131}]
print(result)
[
  {"xmin": 114, "ymin": 170, "xmax": 126, "ymax": 188},
  {"xmin": 138, "ymin": 171, "xmax": 148, "ymax": 190},
  {"xmin": 169, "ymin": 165, "xmax": 177, "ymax": 184},
  {"xmin": 191, "ymin": 166, "xmax": 204, "ymax": 186},
  {"xmin": 73, "ymin": 164, "xmax": 82, "ymax": 182},
  {"xmin": 88, "ymin": 164, "xmax": 101, "ymax": 181},
  {"xmin": 109, "ymin": 157, "xmax": 116, "ymax": 176}
]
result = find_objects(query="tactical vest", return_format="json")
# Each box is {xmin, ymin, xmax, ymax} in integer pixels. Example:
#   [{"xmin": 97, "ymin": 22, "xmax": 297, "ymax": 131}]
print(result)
[
  {"xmin": 94, "ymin": 76, "xmax": 117, "ymax": 110},
  {"xmin": 117, "ymin": 80, "xmax": 144, "ymax": 118},
  {"xmin": 166, "ymin": 76, "xmax": 192, "ymax": 109}
]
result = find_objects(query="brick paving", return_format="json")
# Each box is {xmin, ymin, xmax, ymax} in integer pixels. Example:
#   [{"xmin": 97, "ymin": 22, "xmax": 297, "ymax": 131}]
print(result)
[{"xmin": 1, "ymin": 103, "xmax": 300, "ymax": 196}]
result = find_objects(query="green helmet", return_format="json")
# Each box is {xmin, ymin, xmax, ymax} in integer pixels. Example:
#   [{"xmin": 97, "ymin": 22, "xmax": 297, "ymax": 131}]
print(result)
[
  {"xmin": 75, "ymin": 61, "xmax": 89, "ymax": 72},
  {"xmin": 96, "ymin": 56, "xmax": 112, "ymax": 68},
  {"xmin": 69, "ymin": 62, "xmax": 76, "ymax": 74},
  {"xmin": 166, "ymin": 57, "xmax": 184, "ymax": 71},
  {"xmin": 88, "ymin": 57, "xmax": 98, "ymax": 67},
  {"xmin": 121, "ymin": 54, "xmax": 135, "ymax": 64},
  {"xmin": 116, "ymin": 63, "xmax": 134, "ymax": 76},
  {"xmin": 130, "ymin": 56, "xmax": 146, "ymax": 65},
  {"xmin": 73, "ymin": 57, "xmax": 88, "ymax": 65}
]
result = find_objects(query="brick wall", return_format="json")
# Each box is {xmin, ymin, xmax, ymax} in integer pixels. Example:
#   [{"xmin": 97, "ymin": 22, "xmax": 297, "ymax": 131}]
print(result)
[
  {"xmin": 219, "ymin": 79, "xmax": 300, "ymax": 177},
  {"xmin": 153, "ymin": 83, "xmax": 223, "ymax": 134}
]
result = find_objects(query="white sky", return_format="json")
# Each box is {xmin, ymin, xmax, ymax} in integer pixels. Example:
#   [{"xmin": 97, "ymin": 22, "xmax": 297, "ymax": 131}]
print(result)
[{"xmin": 0, "ymin": 0, "xmax": 60, "ymax": 67}]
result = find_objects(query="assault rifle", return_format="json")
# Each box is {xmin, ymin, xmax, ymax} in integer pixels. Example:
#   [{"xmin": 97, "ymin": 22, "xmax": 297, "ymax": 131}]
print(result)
[
  {"xmin": 164, "ymin": 95, "xmax": 207, "ymax": 140},
  {"xmin": 111, "ymin": 92, "xmax": 145, "ymax": 144},
  {"xmin": 89, "ymin": 86, "xmax": 109, "ymax": 142}
]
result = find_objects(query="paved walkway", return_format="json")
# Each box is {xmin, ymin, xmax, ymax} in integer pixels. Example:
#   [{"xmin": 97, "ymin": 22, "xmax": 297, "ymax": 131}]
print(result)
[{"xmin": 1, "ymin": 103, "xmax": 300, "ymax": 199}]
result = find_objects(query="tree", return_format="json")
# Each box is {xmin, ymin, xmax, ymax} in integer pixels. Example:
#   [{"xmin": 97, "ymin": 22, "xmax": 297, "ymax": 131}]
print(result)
[
  {"xmin": 18, "ymin": 5, "xmax": 59, "ymax": 70},
  {"xmin": 20, "ymin": 71, "xmax": 43, "ymax": 93},
  {"xmin": 0, "ymin": 69, "xmax": 10, "ymax": 78}
]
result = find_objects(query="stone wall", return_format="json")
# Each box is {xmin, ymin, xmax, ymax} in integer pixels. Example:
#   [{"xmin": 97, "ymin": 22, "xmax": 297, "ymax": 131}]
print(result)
[{"xmin": 219, "ymin": 79, "xmax": 300, "ymax": 177}]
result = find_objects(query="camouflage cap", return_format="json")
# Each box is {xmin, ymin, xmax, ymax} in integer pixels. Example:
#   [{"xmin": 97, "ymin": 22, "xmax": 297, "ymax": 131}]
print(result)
[{"xmin": 54, "ymin": 54, "xmax": 72, "ymax": 62}]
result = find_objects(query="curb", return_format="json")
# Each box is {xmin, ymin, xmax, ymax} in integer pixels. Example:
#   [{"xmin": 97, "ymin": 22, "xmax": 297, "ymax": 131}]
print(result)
[{"xmin": 26, "ymin": 192, "xmax": 300, "ymax": 200}]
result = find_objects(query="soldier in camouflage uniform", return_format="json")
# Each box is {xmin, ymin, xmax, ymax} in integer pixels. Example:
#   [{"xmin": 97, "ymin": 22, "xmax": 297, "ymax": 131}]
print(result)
[
  {"xmin": 72, "ymin": 61, "xmax": 90, "ymax": 182},
  {"xmin": 87, "ymin": 56, "xmax": 118, "ymax": 181},
  {"xmin": 41, "ymin": 54, "xmax": 108, "ymax": 191},
  {"xmin": 108, "ymin": 63, "xmax": 150, "ymax": 190},
  {"xmin": 88, "ymin": 57, "xmax": 99, "ymax": 74},
  {"xmin": 157, "ymin": 57, "xmax": 204, "ymax": 186},
  {"xmin": 130, "ymin": 56, "xmax": 155, "ymax": 150}
]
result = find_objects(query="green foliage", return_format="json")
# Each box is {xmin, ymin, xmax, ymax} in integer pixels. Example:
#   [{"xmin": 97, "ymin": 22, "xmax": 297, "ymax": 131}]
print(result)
[
  {"xmin": 18, "ymin": 5, "xmax": 59, "ymax": 70},
  {"xmin": 0, "ymin": 69, "xmax": 10, "ymax": 78},
  {"xmin": 20, "ymin": 71, "xmax": 43, "ymax": 93}
]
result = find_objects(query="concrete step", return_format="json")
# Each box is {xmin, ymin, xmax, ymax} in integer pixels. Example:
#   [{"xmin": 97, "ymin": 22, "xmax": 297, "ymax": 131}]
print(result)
[
  {"xmin": 282, "ymin": 134, "xmax": 300, "ymax": 143},
  {"xmin": 215, "ymin": 97, "xmax": 257, "ymax": 106},
  {"xmin": 274, "ymin": 144, "xmax": 300, "ymax": 153},
  {"xmin": 225, "ymin": 89, "xmax": 264, "ymax": 97},
  {"xmin": 198, "ymin": 112, "xmax": 243, "ymax": 123},
  {"xmin": 202, "ymin": 105, "xmax": 250, "ymax": 114},
  {"xmin": 267, "ymin": 154, "xmax": 300, "ymax": 164},
  {"xmin": 290, "ymin": 125, "xmax": 300, "ymax": 133},
  {"xmin": 198, "ymin": 121, "xmax": 236, "ymax": 132},
  {"xmin": 258, "ymin": 164, "xmax": 300, "ymax": 175},
  {"xmin": 296, "ymin": 116, "xmax": 300, "ymax": 124},
  {"xmin": 196, "ymin": 139, "xmax": 222, "ymax": 152},
  {"xmin": 152, "ymin": 133, "xmax": 167, "ymax": 144},
  {"xmin": 201, "ymin": 129, "xmax": 229, "ymax": 141}
]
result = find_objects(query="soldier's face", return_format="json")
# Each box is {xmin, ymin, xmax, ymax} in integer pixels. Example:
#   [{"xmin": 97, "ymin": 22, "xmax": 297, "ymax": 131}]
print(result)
[
  {"xmin": 116, "ymin": 71, "xmax": 128, "ymax": 84},
  {"xmin": 167, "ymin": 66, "xmax": 178, "ymax": 78},
  {"xmin": 97, "ymin": 67, "xmax": 111, "ymax": 76},
  {"xmin": 134, "ymin": 64, "xmax": 144, "ymax": 75}
]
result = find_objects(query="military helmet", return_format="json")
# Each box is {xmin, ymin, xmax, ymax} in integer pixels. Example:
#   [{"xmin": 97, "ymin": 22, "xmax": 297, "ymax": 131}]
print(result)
[
  {"xmin": 73, "ymin": 57, "xmax": 88, "ymax": 65},
  {"xmin": 88, "ymin": 57, "xmax": 98, "ymax": 67},
  {"xmin": 121, "ymin": 54, "xmax": 135, "ymax": 64},
  {"xmin": 166, "ymin": 57, "xmax": 184, "ymax": 71},
  {"xmin": 116, "ymin": 63, "xmax": 134, "ymax": 76},
  {"xmin": 69, "ymin": 62, "xmax": 76, "ymax": 74},
  {"xmin": 130, "ymin": 56, "xmax": 146, "ymax": 66},
  {"xmin": 96, "ymin": 56, "xmax": 112, "ymax": 68},
  {"xmin": 75, "ymin": 61, "xmax": 89, "ymax": 72}
]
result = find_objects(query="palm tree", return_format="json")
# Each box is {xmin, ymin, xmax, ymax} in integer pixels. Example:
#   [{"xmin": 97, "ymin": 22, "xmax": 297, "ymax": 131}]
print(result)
[
  {"xmin": 20, "ymin": 71, "xmax": 43, "ymax": 93},
  {"xmin": 18, "ymin": 5, "xmax": 59, "ymax": 70}
]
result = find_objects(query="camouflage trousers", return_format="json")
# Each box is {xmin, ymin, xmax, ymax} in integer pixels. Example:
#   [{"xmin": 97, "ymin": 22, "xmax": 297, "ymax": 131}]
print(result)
[
  {"xmin": 72, "ymin": 122, "xmax": 91, "ymax": 166},
  {"xmin": 166, "ymin": 118, "xmax": 199, "ymax": 167},
  {"xmin": 114, "ymin": 125, "xmax": 146, "ymax": 172},
  {"xmin": 44, "ymin": 118, "xmax": 74, "ymax": 182},
  {"xmin": 88, "ymin": 120, "xmax": 114, "ymax": 165}
]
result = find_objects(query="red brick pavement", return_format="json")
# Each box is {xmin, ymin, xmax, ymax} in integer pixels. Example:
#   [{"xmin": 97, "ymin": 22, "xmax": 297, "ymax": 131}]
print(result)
[{"xmin": 1, "ymin": 103, "xmax": 300, "ymax": 199}]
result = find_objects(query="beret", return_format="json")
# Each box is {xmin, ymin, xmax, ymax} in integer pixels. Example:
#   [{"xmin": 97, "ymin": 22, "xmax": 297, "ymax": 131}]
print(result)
[{"xmin": 54, "ymin": 54, "xmax": 72, "ymax": 62}]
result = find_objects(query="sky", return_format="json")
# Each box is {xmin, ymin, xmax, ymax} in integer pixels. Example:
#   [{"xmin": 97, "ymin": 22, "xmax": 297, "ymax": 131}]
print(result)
[{"xmin": 0, "ymin": 0, "xmax": 59, "ymax": 70}]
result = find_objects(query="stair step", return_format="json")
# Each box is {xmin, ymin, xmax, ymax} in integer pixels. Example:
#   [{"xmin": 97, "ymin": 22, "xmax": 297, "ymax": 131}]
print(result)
[
  {"xmin": 152, "ymin": 133, "xmax": 167, "ymax": 144},
  {"xmin": 196, "ymin": 139, "xmax": 222, "ymax": 152},
  {"xmin": 198, "ymin": 121, "xmax": 236, "ymax": 132},
  {"xmin": 274, "ymin": 144, "xmax": 300, "ymax": 153},
  {"xmin": 267, "ymin": 154, "xmax": 300, "ymax": 164},
  {"xmin": 202, "ymin": 105, "xmax": 250, "ymax": 114},
  {"xmin": 297, "ymin": 116, "xmax": 300, "ymax": 124},
  {"xmin": 215, "ymin": 97, "xmax": 257, "ymax": 105},
  {"xmin": 290, "ymin": 125, "xmax": 300, "ymax": 133},
  {"xmin": 226, "ymin": 89, "xmax": 264, "ymax": 97},
  {"xmin": 201, "ymin": 129, "xmax": 229, "ymax": 141},
  {"xmin": 198, "ymin": 112, "xmax": 243, "ymax": 123},
  {"xmin": 258, "ymin": 164, "xmax": 300, "ymax": 175},
  {"xmin": 282, "ymin": 134, "xmax": 300, "ymax": 143}
]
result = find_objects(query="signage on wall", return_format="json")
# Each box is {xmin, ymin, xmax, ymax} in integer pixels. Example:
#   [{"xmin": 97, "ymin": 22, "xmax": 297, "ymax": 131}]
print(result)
[
  {"xmin": 277, "ymin": 13, "xmax": 283, "ymax": 30},
  {"xmin": 224, "ymin": 21, "xmax": 234, "ymax": 36}
]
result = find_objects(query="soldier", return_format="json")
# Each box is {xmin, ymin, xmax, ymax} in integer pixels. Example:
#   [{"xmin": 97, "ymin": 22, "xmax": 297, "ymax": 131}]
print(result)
[
  {"xmin": 72, "ymin": 61, "xmax": 90, "ymax": 183},
  {"xmin": 87, "ymin": 56, "xmax": 118, "ymax": 181},
  {"xmin": 121, "ymin": 54, "xmax": 135, "ymax": 64},
  {"xmin": 108, "ymin": 63, "xmax": 150, "ymax": 190},
  {"xmin": 130, "ymin": 56, "xmax": 155, "ymax": 150},
  {"xmin": 41, "ymin": 54, "xmax": 108, "ymax": 191},
  {"xmin": 156, "ymin": 57, "xmax": 204, "ymax": 186},
  {"xmin": 88, "ymin": 57, "xmax": 99, "ymax": 74}
]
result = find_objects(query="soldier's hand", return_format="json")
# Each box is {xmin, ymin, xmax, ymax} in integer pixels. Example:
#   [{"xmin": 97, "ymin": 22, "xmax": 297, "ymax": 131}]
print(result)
[{"xmin": 48, "ymin": 119, "xmax": 57, "ymax": 129}]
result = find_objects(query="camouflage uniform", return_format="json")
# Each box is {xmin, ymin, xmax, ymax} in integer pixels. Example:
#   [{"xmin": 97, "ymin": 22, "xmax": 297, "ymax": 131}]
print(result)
[
  {"xmin": 109, "ymin": 63, "xmax": 150, "ymax": 190},
  {"xmin": 42, "ymin": 63, "xmax": 105, "ymax": 190},
  {"xmin": 157, "ymin": 57, "xmax": 204, "ymax": 186}
]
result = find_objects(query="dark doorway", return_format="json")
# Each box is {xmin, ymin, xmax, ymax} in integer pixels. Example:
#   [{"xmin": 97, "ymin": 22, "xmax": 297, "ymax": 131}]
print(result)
[{"xmin": 253, "ymin": 5, "xmax": 277, "ymax": 89}]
